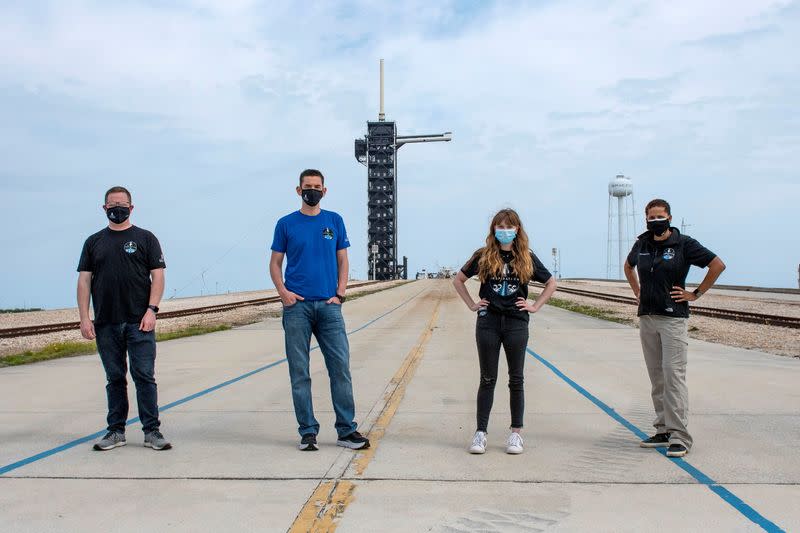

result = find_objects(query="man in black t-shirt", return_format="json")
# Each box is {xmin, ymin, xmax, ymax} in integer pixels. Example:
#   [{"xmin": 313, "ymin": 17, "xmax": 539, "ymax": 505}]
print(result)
[
  {"xmin": 77, "ymin": 186, "xmax": 171, "ymax": 451},
  {"xmin": 624, "ymin": 198, "xmax": 725, "ymax": 458}
]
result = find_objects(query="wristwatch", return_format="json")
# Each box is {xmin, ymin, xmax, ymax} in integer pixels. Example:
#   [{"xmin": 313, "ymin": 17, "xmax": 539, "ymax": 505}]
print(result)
[
  {"xmin": 336, "ymin": 294, "xmax": 346, "ymax": 303},
  {"xmin": 148, "ymin": 304, "xmax": 160, "ymax": 314},
  {"xmin": 692, "ymin": 289, "xmax": 703, "ymax": 298}
]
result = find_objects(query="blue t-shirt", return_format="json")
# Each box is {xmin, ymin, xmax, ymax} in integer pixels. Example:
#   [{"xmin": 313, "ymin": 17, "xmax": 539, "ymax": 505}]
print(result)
[{"xmin": 270, "ymin": 210, "xmax": 350, "ymax": 300}]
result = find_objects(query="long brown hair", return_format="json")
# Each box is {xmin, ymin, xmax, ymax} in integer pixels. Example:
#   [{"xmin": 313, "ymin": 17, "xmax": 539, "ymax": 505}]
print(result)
[{"xmin": 477, "ymin": 208, "xmax": 534, "ymax": 283}]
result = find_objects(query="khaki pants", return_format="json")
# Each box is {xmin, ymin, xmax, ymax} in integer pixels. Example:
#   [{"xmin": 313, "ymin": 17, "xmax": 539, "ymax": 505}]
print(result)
[{"xmin": 639, "ymin": 315, "xmax": 692, "ymax": 449}]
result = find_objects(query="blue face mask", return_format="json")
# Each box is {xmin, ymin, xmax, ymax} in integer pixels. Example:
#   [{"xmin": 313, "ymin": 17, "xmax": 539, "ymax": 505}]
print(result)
[{"xmin": 495, "ymin": 229, "xmax": 517, "ymax": 245}]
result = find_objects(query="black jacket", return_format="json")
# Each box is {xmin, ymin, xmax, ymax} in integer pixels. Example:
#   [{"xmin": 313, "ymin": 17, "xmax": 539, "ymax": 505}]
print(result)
[{"xmin": 627, "ymin": 228, "xmax": 716, "ymax": 318}]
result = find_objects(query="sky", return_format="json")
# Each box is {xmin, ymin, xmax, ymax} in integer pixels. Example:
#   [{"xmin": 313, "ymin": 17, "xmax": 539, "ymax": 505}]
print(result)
[{"xmin": 1, "ymin": 0, "xmax": 799, "ymax": 309}]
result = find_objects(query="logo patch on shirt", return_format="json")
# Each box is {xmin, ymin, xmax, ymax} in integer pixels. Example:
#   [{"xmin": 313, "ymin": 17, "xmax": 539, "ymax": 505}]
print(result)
[
  {"xmin": 491, "ymin": 264, "xmax": 520, "ymax": 296},
  {"xmin": 662, "ymin": 248, "xmax": 675, "ymax": 260},
  {"xmin": 322, "ymin": 228, "xmax": 334, "ymax": 240},
  {"xmin": 123, "ymin": 241, "xmax": 138, "ymax": 254},
  {"xmin": 492, "ymin": 282, "xmax": 519, "ymax": 296}
]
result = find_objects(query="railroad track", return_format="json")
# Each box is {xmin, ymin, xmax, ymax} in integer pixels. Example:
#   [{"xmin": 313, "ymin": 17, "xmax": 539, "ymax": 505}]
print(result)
[
  {"xmin": 531, "ymin": 283, "xmax": 800, "ymax": 329},
  {"xmin": 0, "ymin": 280, "xmax": 384, "ymax": 339}
]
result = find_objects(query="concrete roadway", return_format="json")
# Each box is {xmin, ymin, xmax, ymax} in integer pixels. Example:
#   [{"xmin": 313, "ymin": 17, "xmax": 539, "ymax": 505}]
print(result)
[{"xmin": 0, "ymin": 280, "xmax": 797, "ymax": 532}]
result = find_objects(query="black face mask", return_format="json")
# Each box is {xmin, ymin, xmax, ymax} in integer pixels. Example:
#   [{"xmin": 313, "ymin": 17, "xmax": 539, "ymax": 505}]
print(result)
[
  {"xmin": 106, "ymin": 206, "xmax": 131, "ymax": 224},
  {"xmin": 301, "ymin": 189, "xmax": 323, "ymax": 207},
  {"xmin": 647, "ymin": 218, "xmax": 670, "ymax": 236}
]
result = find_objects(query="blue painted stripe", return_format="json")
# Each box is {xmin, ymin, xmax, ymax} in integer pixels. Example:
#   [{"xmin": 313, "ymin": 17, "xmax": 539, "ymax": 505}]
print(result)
[
  {"xmin": 0, "ymin": 287, "xmax": 427, "ymax": 476},
  {"xmin": 527, "ymin": 348, "xmax": 784, "ymax": 533},
  {"xmin": 0, "ymin": 431, "xmax": 108, "ymax": 476}
]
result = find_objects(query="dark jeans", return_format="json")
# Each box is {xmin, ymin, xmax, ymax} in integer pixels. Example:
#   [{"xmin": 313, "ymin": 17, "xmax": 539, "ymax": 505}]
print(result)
[
  {"xmin": 95, "ymin": 323, "xmax": 160, "ymax": 433},
  {"xmin": 475, "ymin": 311, "xmax": 529, "ymax": 432},
  {"xmin": 282, "ymin": 300, "xmax": 357, "ymax": 438}
]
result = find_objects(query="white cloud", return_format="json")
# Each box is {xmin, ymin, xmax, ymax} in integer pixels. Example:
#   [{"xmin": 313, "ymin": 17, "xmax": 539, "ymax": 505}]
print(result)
[{"xmin": 1, "ymin": 0, "xmax": 799, "ymax": 307}]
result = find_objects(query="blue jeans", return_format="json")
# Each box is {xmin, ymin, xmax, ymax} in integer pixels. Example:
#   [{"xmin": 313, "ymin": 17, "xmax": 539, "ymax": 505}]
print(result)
[
  {"xmin": 282, "ymin": 300, "xmax": 357, "ymax": 438},
  {"xmin": 95, "ymin": 323, "xmax": 160, "ymax": 433}
]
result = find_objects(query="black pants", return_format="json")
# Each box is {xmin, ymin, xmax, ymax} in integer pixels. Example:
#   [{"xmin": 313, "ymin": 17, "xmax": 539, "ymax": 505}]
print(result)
[
  {"xmin": 95, "ymin": 323, "xmax": 160, "ymax": 433},
  {"xmin": 475, "ymin": 311, "xmax": 529, "ymax": 432}
]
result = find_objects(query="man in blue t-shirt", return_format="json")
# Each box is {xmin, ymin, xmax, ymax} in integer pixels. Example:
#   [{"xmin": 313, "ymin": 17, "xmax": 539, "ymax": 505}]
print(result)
[{"xmin": 269, "ymin": 169, "xmax": 370, "ymax": 452}]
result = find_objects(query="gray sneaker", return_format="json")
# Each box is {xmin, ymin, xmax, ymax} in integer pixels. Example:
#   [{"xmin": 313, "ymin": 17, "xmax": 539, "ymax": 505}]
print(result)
[
  {"xmin": 144, "ymin": 430, "xmax": 172, "ymax": 451},
  {"xmin": 93, "ymin": 431, "xmax": 126, "ymax": 451}
]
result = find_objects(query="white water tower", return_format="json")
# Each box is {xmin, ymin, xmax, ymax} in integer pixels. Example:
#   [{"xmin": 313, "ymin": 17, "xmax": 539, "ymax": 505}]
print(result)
[{"xmin": 607, "ymin": 174, "xmax": 637, "ymax": 280}]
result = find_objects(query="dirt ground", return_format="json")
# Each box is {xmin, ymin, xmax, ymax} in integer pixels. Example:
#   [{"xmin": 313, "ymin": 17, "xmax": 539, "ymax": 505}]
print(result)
[{"xmin": 531, "ymin": 280, "xmax": 800, "ymax": 358}]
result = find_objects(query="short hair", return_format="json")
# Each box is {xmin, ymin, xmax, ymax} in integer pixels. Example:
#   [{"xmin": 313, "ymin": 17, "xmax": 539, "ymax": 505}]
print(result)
[
  {"xmin": 645, "ymin": 198, "xmax": 671, "ymax": 216},
  {"xmin": 105, "ymin": 186, "xmax": 132, "ymax": 204},
  {"xmin": 299, "ymin": 169, "xmax": 325, "ymax": 187}
]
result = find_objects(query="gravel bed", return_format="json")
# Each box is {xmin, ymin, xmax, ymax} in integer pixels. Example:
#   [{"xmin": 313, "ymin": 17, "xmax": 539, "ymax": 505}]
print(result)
[
  {"xmin": 556, "ymin": 280, "xmax": 800, "ymax": 318},
  {"xmin": 0, "ymin": 281, "xmax": 381, "ymax": 329},
  {"xmin": 0, "ymin": 281, "xmax": 407, "ymax": 358},
  {"xmin": 533, "ymin": 282, "xmax": 800, "ymax": 358}
]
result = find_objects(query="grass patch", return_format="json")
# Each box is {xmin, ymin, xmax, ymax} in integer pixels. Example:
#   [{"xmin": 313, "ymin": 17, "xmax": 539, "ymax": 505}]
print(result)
[
  {"xmin": 0, "ymin": 308, "xmax": 44, "ymax": 313},
  {"xmin": 546, "ymin": 297, "xmax": 632, "ymax": 325},
  {"xmin": 156, "ymin": 324, "xmax": 230, "ymax": 341},
  {"xmin": 0, "ymin": 324, "xmax": 232, "ymax": 368},
  {"xmin": 0, "ymin": 340, "xmax": 98, "ymax": 367},
  {"xmin": 346, "ymin": 281, "xmax": 413, "ymax": 303}
]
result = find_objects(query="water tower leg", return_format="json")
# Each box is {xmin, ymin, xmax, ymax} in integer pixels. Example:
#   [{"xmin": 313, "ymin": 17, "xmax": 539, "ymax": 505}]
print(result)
[
  {"xmin": 618, "ymin": 196, "xmax": 625, "ymax": 280},
  {"xmin": 607, "ymin": 195, "xmax": 613, "ymax": 279}
]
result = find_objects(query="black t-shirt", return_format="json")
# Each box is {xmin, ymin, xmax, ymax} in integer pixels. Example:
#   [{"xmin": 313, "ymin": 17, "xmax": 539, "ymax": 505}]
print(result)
[
  {"xmin": 627, "ymin": 228, "xmax": 716, "ymax": 318},
  {"xmin": 461, "ymin": 248, "xmax": 552, "ymax": 318},
  {"xmin": 77, "ymin": 226, "xmax": 166, "ymax": 325}
]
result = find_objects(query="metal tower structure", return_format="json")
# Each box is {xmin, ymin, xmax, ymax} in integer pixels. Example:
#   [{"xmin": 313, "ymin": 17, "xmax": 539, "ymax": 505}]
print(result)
[
  {"xmin": 551, "ymin": 247, "xmax": 561, "ymax": 280},
  {"xmin": 606, "ymin": 174, "xmax": 638, "ymax": 280},
  {"xmin": 355, "ymin": 60, "xmax": 452, "ymax": 280}
]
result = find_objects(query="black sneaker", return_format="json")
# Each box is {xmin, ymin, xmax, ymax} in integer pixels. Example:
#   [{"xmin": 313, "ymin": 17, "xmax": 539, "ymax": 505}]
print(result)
[
  {"xmin": 639, "ymin": 433, "xmax": 670, "ymax": 448},
  {"xmin": 337, "ymin": 431, "xmax": 370, "ymax": 450},
  {"xmin": 298, "ymin": 433, "xmax": 318, "ymax": 451},
  {"xmin": 666, "ymin": 443, "xmax": 688, "ymax": 457}
]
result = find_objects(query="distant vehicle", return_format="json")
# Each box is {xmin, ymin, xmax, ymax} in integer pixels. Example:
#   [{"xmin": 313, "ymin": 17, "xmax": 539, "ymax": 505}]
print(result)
[{"xmin": 416, "ymin": 267, "xmax": 455, "ymax": 279}]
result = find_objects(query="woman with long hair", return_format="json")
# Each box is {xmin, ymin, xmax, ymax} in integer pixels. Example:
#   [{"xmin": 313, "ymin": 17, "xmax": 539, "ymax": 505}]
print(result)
[{"xmin": 452, "ymin": 208, "xmax": 557, "ymax": 454}]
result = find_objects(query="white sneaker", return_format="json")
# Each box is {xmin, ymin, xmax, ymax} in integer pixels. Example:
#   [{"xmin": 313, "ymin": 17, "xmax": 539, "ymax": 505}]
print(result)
[
  {"xmin": 506, "ymin": 432, "xmax": 524, "ymax": 454},
  {"xmin": 469, "ymin": 431, "xmax": 487, "ymax": 454}
]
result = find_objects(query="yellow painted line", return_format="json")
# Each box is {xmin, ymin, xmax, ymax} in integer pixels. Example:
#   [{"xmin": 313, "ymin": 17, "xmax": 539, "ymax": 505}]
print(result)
[
  {"xmin": 288, "ymin": 289, "xmax": 442, "ymax": 532},
  {"xmin": 352, "ymin": 293, "xmax": 441, "ymax": 476},
  {"xmin": 288, "ymin": 480, "xmax": 356, "ymax": 533}
]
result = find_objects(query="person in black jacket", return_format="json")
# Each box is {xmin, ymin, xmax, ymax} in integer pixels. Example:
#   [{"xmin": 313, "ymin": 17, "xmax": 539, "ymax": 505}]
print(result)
[
  {"xmin": 453, "ymin": 208, "xmax": 557, "ymax": 455},
  {"xmin": 624, "ymin": 198, "xmax": 725, "ymax": 457}
]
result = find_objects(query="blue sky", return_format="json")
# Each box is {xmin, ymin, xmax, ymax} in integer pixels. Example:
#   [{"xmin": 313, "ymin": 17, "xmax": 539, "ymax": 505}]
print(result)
[{"xmin": 1, "ymin": 0, "xmax": 799, "ymax": 309}]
